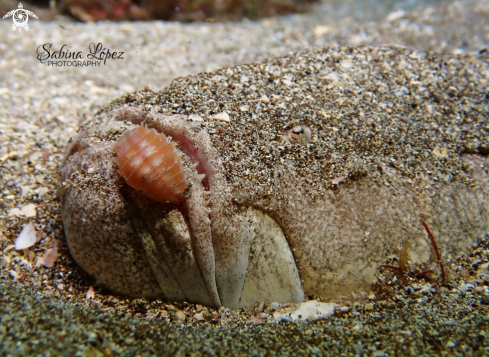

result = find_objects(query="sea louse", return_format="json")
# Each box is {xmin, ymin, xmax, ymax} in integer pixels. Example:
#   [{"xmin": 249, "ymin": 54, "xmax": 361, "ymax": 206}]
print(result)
[{"xmin": 113, "ymin": 126, "xmax": 188, "ymax": 204}]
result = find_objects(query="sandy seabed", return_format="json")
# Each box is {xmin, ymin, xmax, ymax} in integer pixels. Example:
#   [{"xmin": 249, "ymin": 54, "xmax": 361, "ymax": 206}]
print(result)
[{"xmin": 0, "ymin": 0, "xmax": 488, "ymax": 355}]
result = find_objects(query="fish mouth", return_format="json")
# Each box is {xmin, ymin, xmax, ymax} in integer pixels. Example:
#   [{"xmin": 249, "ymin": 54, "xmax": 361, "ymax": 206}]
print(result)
[
  {"xmin": 104, "ymin": 107, "xmax": 221, "ymax": 305},
  {"xmin": 131, "ymin": 114, "xmax": 222, "ymax": 307},
  {"xmin": 169, "ymin": 133, "xmax": 211, "ymax": 191},
  {"xmin": 131, "ymin": 113, "xmax": 304, "ymax": 308},
  {"xmin": 61, "ymin": 108, "xmax": 304, "ymax": 308}
]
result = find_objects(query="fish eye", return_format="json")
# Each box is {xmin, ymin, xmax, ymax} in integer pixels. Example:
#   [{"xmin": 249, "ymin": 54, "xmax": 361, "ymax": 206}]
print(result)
[{"xmin": 283, "ymin": 124, "xmax": 312, "ymax": 145}]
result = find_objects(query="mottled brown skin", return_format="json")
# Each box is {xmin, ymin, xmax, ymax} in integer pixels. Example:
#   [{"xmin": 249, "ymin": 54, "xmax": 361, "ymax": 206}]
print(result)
[
  {"xmin": 60, "ymin": 46, "xmax": 489, "ymax": 308},
  {"xmin": 60, "ymin": 106, "xmax": 489, "ymax": 307},
  {"xmin": 237, "ymin": 153, "xmax": 489, "ymax": 297},
  {"xmin": 61, "ymin": 109, "xmax": 263, "ymax": 307}
]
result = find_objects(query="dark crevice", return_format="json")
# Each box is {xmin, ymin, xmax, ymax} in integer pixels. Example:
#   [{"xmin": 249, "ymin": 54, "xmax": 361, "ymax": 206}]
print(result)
[{"xmin": 170, "ymin": 133, "xmax": 211, "ymax": 190}]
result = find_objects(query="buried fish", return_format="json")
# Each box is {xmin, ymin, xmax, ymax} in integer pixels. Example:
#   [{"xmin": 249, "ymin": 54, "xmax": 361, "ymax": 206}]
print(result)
[{"xmin": 59, "ymin": 46, "xmax": 489, "ymax": 308}]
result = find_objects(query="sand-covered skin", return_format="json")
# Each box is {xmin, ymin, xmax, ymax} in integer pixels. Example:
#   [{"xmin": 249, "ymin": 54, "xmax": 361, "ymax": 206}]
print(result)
[
  {"xmin": 61, "ymin": 45, "xmax": 488, "ymax": 307},
  {"xmin": 1, "ymin": 0, "xmax": 489, "ymax": 354}
]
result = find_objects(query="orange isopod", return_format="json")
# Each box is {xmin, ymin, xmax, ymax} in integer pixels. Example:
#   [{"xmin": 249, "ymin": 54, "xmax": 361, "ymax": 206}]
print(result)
[{"xmin": 113, "ymin": 126, "xmax": 188, "ymax": 204}]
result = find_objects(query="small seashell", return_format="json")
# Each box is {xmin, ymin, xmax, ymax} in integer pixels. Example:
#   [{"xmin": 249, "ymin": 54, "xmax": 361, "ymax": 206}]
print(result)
[
  {"xmin": 385, "ymin": 9, "xmax": 405, "ymax": 22},
  {"xmin": 320, "ymin": 109, "xmax": 330, "ymax": 119},
  {"xmin": 20, "ymin": 204, "xmax": 37, "ymax": 218},
  {"xmin": 36, "ymin": 244, "xmax": 58, "ymax": 268},
  {"xmin": 189, "ymin": 114, "xmax": 204, "ymax": 122},
  {"xmin": 3, "ymin": 245, "xmax": 15, "ymax": 253},
  {"xmin": 332, "ymin": 176, "xmax": 345, "ymax": 185},
  {"xmin": 260, "ymin": 95, "xmax": 270, "ymax": 103},
  {"xmin": 273, "ymin": 300, "xmax": 338, "ymax": 322},
  {"xmin": 86, "ymin": 286, "xmax": 95, "ymax": 300},
  {"xmin": 8, "ymin": 208, "xmax": 21, "ymax": 217},
  {"xmin": 283, "ymin": 125, "xmax": 312, "ymax": 145},
  {"xmin": 34, "ymin": 187, "xmax": 49, "ymax": 197},
  {"xmin": 340, "ymin": 60, "xmax": 354, "ymax": 70},
  {"xmin": 194, "ymin": 312, "xmax": 205, "ymax": 321},
  {"xmin": 210, "ymin": 112, "xmax": 230, "ymax": 122},
  {"xmin": 113, "ymin": 126, "xmax": 188, "ymax": 204},
  {"xmin": 0, "ymin": 151, "xmax": 19, "ymax": 162},
  {"xmin": 270, "ymin": 302, "xmax": 280, "ymax": 311},
  {"xmin": 239, "ymin": 105, "xmax": 250, "ymax": 112},
  {"xmin": 14, "ymin": 222, "xmax": 37, "ymax": 250},
  {"xmin": 313, "ymin": 25, "xmax": 333, "ymax": 37},
  {"xmin": 323, "ymin": 72, "xmax": 339, "ymax": 82},
  {"xmin": 432, "ymin": 146, "xmax": 448, "ymax": 158},
  {"xmin": 175, "ymin": 310, "xmax": 186, "ymax": 320}
]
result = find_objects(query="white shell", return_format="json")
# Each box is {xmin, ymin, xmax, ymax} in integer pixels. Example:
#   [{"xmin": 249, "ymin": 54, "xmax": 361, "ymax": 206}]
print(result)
[{"xmin": 14, "ymin": 222, "xmax": 37, "ymax": 250}]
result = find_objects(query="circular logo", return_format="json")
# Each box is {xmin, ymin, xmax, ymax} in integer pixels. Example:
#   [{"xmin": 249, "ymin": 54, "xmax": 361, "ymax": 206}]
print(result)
[{"xmin": 13, "ymin": 9, "xmax": 28, "ymax": 28}]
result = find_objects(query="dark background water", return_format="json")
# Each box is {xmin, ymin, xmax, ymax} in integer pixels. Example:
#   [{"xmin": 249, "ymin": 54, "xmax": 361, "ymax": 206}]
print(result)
[{"xmin": 1, "ymin": 0, "xmax": 451, "ymax": 23}]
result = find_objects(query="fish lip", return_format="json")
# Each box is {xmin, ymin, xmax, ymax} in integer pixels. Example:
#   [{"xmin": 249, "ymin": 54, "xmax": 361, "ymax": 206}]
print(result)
[
  {"xmin": 140, "ymin": 113, "xmax": 223, "ymax": 307},
  {"xmin": 61, "ymin": 109, "xmax": 226, "ymax": 307},
  {"xmin": 168, "ymin": 132, "xmax": 212, "ymax": 191}
]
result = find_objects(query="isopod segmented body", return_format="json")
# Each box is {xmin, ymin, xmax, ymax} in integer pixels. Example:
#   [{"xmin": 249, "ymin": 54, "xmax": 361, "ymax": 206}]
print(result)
[{"xmin": 113, "ymin": 126, "xmax": 188, "ymax": 204}]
